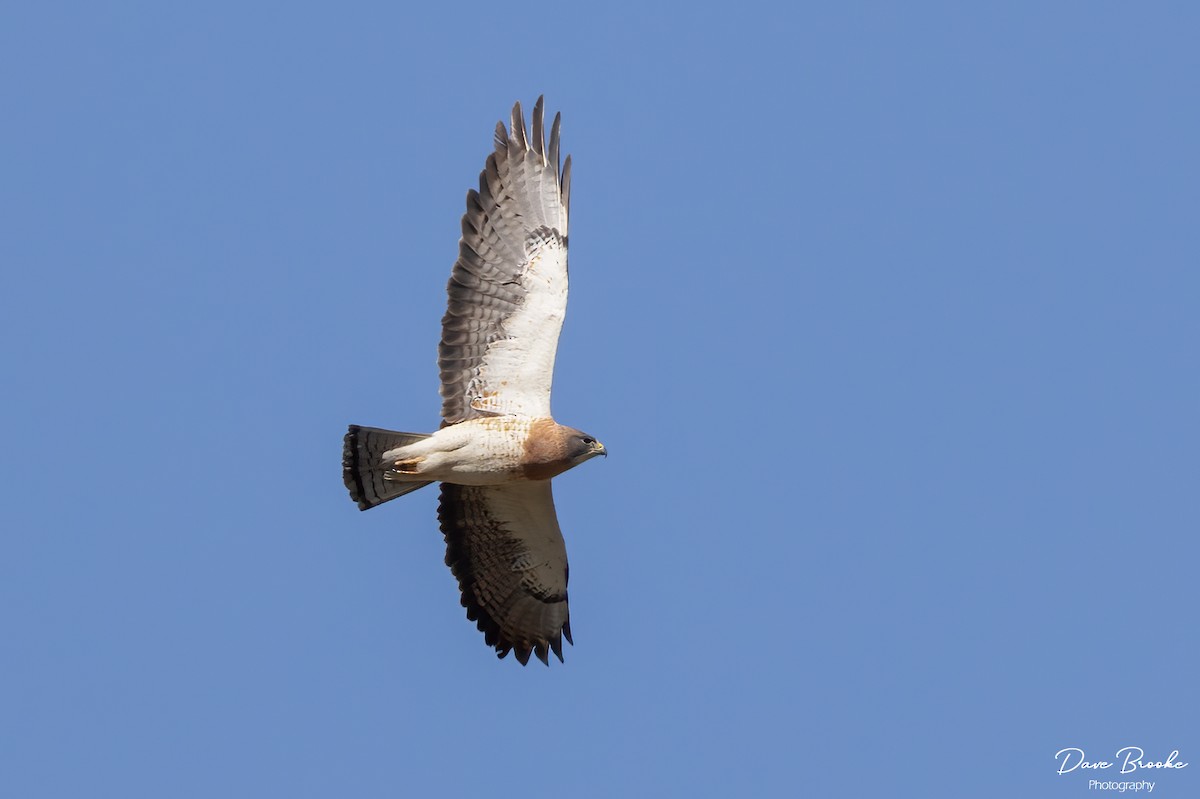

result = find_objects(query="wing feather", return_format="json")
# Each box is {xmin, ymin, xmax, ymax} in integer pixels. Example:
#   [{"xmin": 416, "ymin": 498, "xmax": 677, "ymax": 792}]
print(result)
[
  {"xmin": 531, "ymin": 95, "xmax": 546, "ymax": 161},
  {"xmin": 561, "ymin": 154, "xmax": 572, "ymax": 219},
  {"xmin": 510, "ymin": 100, "xmax": 528, "ymax": 151},
  {"xmin": 439, "ymin": 481, "xmax": 572, "ymax": 664},
  {"xmin": 548, "ymin": 112, "xmax": 562, "ymax": 180},
  {"xmin": 439, "ymin": 97, "xmax": 571, "ymax": 423}
]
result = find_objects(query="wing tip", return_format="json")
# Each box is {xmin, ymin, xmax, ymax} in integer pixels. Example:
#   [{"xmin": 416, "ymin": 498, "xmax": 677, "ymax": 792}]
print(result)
[
  {"xmin": 531, "ymin": 96, "xmax": 546, "ymax": 163},
  {"xmin": 561, "ymin": 154, "xmax": 572, "ymax": 217},
  {"xmin": 506, "ymin": 96, "xmax": 556, "ymax": 163},
  {"xmin": 510, "ymin": 100, "xmax": 528, "ymax": 150},
  {"xmin": 505, "ymin": 636, "xmax": 565, "ymax": 667},
  {"xmin": 485, "ymin": 628, "xmax": 572, "ymax": 667},
  {"xmin": 548, "ymin": 111, "xmax": 562, "ymax": 176}
]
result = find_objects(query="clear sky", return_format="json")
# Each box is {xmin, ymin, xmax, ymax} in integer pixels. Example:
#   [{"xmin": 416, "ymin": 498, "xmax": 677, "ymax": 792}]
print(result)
[{"xmin": 2, "ymin": 3, "xmax": 1197, "ymax": 798}]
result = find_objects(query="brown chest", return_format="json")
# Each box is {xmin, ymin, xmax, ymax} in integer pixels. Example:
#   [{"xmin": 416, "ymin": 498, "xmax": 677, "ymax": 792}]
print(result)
[{"xmin": 520, "ymin": 418, "xmax": 574, "ymax": 481}]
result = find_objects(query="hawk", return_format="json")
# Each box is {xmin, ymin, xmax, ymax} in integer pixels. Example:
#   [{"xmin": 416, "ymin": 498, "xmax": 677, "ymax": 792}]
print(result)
[{"xmin": 342, "ymin": 97, "xmax": 604, "ymax": 666}]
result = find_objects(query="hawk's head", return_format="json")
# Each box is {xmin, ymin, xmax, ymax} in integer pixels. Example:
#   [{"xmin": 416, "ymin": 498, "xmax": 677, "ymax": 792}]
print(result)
[{"xmin": 566, "ymin": 429, "xmax": 607, "ymax": 464}]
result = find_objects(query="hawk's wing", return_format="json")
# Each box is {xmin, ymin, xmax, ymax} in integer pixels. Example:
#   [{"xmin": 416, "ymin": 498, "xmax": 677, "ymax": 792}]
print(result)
[
  {"xmin": 439, "ymin": 97, "xmax": 571, "ymax": 424},
  {"xmin": 438, "ymin": 481, "xmax": 572, "ymax": 665}
]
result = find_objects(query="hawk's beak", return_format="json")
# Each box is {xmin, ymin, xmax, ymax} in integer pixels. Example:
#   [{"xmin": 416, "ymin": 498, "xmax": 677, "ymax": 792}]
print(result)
[{"xmin": 594, "ymin": 441, "xmax": 607, "ymax": 458}]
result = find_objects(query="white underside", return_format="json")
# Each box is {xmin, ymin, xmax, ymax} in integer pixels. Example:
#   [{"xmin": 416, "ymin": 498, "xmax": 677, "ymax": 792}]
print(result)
[{"xmin": 381, "ymin": 417, "xmax": 539, "ymax": 485}]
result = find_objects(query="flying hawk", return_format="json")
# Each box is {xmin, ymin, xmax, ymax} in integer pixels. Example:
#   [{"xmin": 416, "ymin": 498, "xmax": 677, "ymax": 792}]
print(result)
[{"xmin": 342, "ymin": 97, "xmax": 604, "ymax": 666}]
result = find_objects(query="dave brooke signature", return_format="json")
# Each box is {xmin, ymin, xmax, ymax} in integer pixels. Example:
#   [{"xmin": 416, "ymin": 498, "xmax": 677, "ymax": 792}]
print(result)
[{"xmin": 1056, "ymin": 747, "xmax": 1189, "ymax": 775}]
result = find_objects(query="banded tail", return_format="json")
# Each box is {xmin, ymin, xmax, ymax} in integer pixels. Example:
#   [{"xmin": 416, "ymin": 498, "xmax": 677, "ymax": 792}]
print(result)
[{"xmin": 343, "ymin": 425, "xmax": 434, "ymax": 510}]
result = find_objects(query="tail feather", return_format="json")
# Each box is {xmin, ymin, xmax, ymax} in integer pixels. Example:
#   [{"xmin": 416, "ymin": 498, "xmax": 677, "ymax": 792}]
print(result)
[{"xmin": 343, "ymin": 425, "xmax": 434, "ymax": 510}]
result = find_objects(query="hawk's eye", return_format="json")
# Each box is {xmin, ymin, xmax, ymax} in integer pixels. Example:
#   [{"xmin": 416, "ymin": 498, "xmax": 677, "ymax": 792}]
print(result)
[{"xmin": 581, "ymin": 437, "xmax": 595, "ymax": 446}]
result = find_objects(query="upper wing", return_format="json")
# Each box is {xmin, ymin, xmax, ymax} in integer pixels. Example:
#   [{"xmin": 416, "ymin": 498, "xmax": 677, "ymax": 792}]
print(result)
[
  {"xmin": 439, "ymin": 96, "xmax": 572, "ymax": 424},
  {"xmin": 438, "ymin": 480, "xmax": 572, "ymax": 665}
]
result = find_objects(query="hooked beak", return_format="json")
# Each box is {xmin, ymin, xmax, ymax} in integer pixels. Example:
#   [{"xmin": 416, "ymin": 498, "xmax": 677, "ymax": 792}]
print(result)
[{"xmin": 594, "ymin": 441, "xmax": 607, "ymax": 458}]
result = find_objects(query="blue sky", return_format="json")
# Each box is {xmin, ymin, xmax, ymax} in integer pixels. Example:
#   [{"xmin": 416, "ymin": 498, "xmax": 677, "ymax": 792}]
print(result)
[{"xmin": 2, "ymin": 3, "xmax": 1197, "ymax": 797}]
